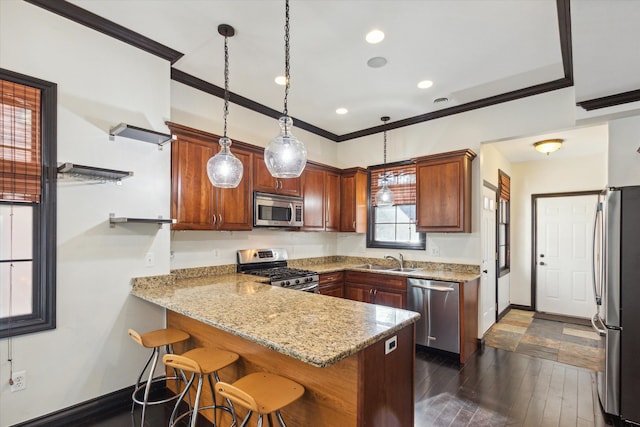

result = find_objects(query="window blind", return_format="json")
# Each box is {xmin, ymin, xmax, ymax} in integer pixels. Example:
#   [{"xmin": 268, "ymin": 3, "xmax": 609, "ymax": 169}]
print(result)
[
  {"xmin": 370, "ymin": 163, "xmax": 416, "ymax": 206},
  {"xmin": 0, "ymin": 80, "xmax": 41, "ymax": 202},
  {"xmin": 499, "ymin": 170, "xmax": 510, "ymax": 202}
]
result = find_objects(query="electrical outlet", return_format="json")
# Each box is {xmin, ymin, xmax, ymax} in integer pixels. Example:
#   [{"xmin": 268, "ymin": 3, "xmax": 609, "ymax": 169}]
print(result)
[
  {"xmin": 430, "ymin": 246, "xmax": 440, "ymax": 256},
  {"xmin": 11, "ymin": 370, "xmax": 26, "ymax": 392},
  {"xmin": 144, "ymin": 252, "xmax": 155, "ymax": 267}
]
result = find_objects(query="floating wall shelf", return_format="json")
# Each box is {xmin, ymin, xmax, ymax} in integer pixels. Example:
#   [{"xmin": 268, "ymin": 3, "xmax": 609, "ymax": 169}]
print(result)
[
  {"xmin": 57, "ymin": 163, "xmax": 133, "ymax": 183},
  {"xmin": 109, "ymin": 213, "xmax": 176, "ymax": 228},
  {"xmin": 109, "ymin": 123, "xmax": 174, "ymax": 147}
]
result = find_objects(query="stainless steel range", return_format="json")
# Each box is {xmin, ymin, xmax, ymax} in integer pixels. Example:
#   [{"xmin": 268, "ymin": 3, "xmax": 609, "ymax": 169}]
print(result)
[{"xmin": 237, "ymin": 248, "xmax": 319, "ymax": 293}]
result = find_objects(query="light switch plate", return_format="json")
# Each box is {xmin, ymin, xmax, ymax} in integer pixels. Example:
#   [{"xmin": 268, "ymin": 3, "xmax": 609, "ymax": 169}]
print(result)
[{"xmin": 385, "ymin": 335, "xmax": 397, "ymax": 355}]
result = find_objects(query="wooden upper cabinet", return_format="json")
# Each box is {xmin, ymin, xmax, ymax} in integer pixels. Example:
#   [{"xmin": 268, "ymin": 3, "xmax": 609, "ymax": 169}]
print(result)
[
  {"xmin": 253, "ymin": 153, "xmax": 301, "ymax": 196},
  {"xmin": 324, "ymin": 170, "xmax": 341, "ymax": 231},
  {"xmin": 340, "ymin": 168, "xmax": 368, "ymax": 232},
  {"xmin": 216, "ymin": 146, "xmax": 253, "ymax": 231},
  {"xmin": 415, "ymin": 149, "xmax": 476, "ymax": 233},
  {"xmin": 301, "ymin": 164, "xmax": 341, "ymax": 232},
  {"xmin": 168, "ymin": 122, "xmax": 253, "ymax": 231},
  {"xmin": 170, "ymin": 130, "xmax": 217, "ymax": 230}
]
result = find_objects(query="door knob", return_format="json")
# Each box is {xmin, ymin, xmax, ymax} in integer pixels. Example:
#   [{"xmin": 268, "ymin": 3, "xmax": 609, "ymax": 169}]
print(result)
[
  {"xmin": 540, "ymin": 254, "xmax": 545, "ymax": 258},
  {"xmin": 539, "ymin": 261, "xmax": 546, "ymax": 266},
  {"xmin": 483, "ymin": 269, "xmax": 488, "ymax": 274}
]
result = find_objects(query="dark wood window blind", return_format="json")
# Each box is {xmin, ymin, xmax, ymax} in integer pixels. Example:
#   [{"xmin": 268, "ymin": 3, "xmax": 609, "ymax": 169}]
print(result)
[
  {"xmin": 369, "ymin": 163, "xmax": 417, "ymax": 206},
  {"xmin": 1, "ymin": 79, "xmax": 41, "ymax": 202}
]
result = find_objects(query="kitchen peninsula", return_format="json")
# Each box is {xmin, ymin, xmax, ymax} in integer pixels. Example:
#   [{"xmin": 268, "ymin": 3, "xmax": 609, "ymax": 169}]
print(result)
[{"xmin": 131, "ymin": 271, "xmax": 421, "ymax": 426}]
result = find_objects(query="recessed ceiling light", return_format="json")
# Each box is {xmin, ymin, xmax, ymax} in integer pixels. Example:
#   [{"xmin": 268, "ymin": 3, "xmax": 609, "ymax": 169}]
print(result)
[
  {"xmin": 418, "ymin": 80, "xmax": 433, "ymax": 89},
  {"xmin": 367, "ymin": 57, "xmax": 387, "ymax": 68},
  {"xmin": 336, "ymin": 108, "xmax": 348, "ymax": 115},
  {"xmin": 366, "ymin": 29, "xmax": 385, "ymax": 44},
  {"xmin": 274, "ymin": 75, "xmax": 287, "ymax": 85}
]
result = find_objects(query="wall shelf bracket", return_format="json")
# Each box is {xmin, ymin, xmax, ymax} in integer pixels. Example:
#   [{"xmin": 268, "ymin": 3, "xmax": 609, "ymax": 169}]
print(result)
[
  {"xmin": 109, "ymin": 213, "xmax": 176, "ymax": 228},
  {"xmin": 109, "ymin": 123, "xmax": 174, "ymax": 150}
]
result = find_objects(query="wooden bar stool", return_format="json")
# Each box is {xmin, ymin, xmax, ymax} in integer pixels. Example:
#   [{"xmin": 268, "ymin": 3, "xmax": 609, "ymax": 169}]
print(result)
[
  {"xmin": 128, "ymin": 328, "xmax": 190, "ymax": 426},
  {"xmin": 216, "ymin": 372, "xmax": 305, "ymax": 427},
  {"xmin": 163, "ymin": 347, "xmax": 240, "ymax": 427}
]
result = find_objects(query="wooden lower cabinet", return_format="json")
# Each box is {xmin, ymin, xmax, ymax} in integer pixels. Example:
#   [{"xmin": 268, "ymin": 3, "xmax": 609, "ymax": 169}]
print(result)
[
  {"xmin": 319, "ymin": 271, "xmax": 344, "ymax": 298},
  {"xmin": 344, "ymin": 271, "xmax": 406, "ymax": 309},
  {"xmin": 167, "ymin": 310, "xmax": 415, "ymax": 427}
]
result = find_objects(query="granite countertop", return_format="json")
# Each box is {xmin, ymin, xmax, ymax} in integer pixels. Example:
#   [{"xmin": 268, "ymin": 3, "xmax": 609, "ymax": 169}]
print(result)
[
  {"xmin": 131, "ymin": 273, "xmax": 420, "ymax": 368},
  {"xmin": 302, "ymin": 262, "xmax": 481, "ymax": 282}
]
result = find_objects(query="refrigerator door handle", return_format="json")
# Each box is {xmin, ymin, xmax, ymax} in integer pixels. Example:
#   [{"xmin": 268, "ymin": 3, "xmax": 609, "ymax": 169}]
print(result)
[
  {"xmin": 592, "ymin": 202, "xmax": 603, "ymax": 306},
  {"xmin": 591, "ymin": 313, "xmax": 606, "ymax": 337}
]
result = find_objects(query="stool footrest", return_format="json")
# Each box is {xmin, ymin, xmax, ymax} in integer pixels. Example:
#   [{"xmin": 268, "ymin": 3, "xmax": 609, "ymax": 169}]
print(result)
[{"xmin": 132, "ymin": 376, "xmax": 182, "ymax": 406}]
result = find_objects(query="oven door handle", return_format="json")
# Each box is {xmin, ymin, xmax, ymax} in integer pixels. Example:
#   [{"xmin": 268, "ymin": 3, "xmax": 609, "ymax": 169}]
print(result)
[{"xmin": 298, "ymin": 282, "xmax": 319, "ymax": 293}]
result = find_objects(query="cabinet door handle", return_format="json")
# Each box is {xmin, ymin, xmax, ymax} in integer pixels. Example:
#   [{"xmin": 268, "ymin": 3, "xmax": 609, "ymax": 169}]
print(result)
[
  {"xmin": 352, "ymin": 221, "xmax": 356, "ymax": 229},
  {"xmin": 213, "ymin": 215, "xmax": 217, "ymax": 225},
  {"xmin": 218, "ymin": 214, "xmax": 222, "ymax": 225}
]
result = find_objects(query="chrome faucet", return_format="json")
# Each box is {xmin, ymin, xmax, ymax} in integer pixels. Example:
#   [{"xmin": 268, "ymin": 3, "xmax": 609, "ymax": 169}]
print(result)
[{"xmin": 385, "ymin": 254, "xmax": 404, "ymax": 270}]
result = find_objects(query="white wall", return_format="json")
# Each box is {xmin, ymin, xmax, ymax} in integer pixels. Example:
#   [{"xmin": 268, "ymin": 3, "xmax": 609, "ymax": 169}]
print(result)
[
  {"xmin": 169, "ymin": 82, "xmax": 339, "ymax": 268},
  {"xmin": 509, "ymin": 153, "xmax": 607, "ymax": 306},
  {"xmin": 336, "ymin": 87, "xmax": 577, "ymax": 265},
  {"xmin": 608, "ymin": 115, "xmax": 640, "ymax": 186},
  {"xmin": 0, "ymin": 2, "xmax": 171, "ymax": 425}
]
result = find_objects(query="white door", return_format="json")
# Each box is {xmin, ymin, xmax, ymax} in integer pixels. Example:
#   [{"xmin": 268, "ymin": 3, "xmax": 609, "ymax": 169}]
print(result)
[
  {"xmin": 480, "ymin": 186, "xmax": 497, "ymax": 335},
  {"xmin": 536, "ymin": 195, "xmax": 598, "ymax": 318}
]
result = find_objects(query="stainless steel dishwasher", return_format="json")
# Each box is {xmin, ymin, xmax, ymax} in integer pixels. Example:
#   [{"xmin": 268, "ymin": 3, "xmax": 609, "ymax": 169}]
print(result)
[{"xmin": 407, "ymin": 278, "xmax": 459, "ymax": 353}]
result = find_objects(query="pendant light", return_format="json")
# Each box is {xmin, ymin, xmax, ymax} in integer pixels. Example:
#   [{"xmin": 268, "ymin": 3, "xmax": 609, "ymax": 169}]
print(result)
[
  {"xmin": 207, "ymin": 24, "xmax": 243, "ymax": 188},
  {"xmin": 375, "ymin": 116, "xmax": 395, "ymax": 207},
  {"xmin": 264, "ymin": 0, "xmax": 307, "ymax": 178}
]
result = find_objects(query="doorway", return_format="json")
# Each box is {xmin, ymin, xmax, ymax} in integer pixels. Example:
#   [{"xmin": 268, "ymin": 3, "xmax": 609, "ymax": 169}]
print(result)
[{"xmin": 532, "ymin": 192, "xmax": 600, "ymax": 318}]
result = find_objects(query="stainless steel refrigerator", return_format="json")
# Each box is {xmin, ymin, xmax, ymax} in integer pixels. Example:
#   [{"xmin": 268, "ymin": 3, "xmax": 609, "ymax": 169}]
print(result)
[{"xmin": 591, "ymin": 186, "xmax": 640, "ymax": 425}]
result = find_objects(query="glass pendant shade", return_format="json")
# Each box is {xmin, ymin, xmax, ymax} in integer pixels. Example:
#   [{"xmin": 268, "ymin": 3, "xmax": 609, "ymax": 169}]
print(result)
[
  {"xmin": 376, "ymin": 177, "xmax": 395, "ymax": 207},
  {"xmin": 207, "ymin": 136, "xmax": 243, "ymax": 188},
  {"xmin": 264, "ymin": 116, "xmax": 307, "ymax": 178}
]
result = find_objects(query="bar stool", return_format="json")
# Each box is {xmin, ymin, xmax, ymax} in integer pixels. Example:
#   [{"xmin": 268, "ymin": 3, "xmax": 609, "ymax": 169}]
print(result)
[
  {"xmin": 215, "ymin": 372, "xmax": 305, "ymax": 427},
  {"xmin": 128, "ymin": 328, "xmax": 190, "ymax": 426},
  {"xmin": 163, "ymin": 347, "xmax": 240, "ymax": 427}
]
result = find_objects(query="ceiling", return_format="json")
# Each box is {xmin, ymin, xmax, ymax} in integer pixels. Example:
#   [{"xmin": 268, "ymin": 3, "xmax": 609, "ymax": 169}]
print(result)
[
  {"xmin": 488, "ymin": 124, "xmax": 608, "ymax": 164},
  {"xmin": 36, "ymin": 1, "xmax": 640, "ymax": 141}
]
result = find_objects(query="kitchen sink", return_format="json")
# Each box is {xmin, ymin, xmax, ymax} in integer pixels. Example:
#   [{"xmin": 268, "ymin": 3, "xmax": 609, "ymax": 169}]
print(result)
[{"xmin": 352, "ymin": 264, "xmax": 393, "ymax": 271}]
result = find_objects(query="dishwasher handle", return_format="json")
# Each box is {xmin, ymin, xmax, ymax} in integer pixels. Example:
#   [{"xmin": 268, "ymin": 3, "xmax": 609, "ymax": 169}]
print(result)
[{"xmin": 408, "ymin": 281, "xmax": 455, "ymax": 292}]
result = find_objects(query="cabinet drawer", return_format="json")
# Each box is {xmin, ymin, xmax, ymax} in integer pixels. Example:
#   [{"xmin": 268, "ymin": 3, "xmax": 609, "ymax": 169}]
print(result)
[
  {"xmin": 319, "ymin": 271, "xmax": 344, "ymax": 285},
  {"xmin": 345, "ymin": 271, "xmax": 406, "ymax": 291}
]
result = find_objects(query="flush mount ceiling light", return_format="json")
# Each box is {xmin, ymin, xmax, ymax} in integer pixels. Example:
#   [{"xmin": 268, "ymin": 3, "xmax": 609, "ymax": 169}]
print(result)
[
  {"xmin": 264, "ymin": 0, "xmax": 307, "ymax": 178},
  {"xmin": 534, "ymin": 139, "xmax": 563, "ymax": 155},
  {"xmin": 375, "ymin": 116, "xmax": 395, "ymax": 207},
  {"xmin": 417, "ymin": 80, "xmax": 433, "ymax": 89},
  {"xmin": 206, "ymin": 24, "xmax": 243, "ymax": 188},
  {"xmin": 336, "ymin": 107, "xmax": 348, "ymax": 115},
  {"xmin": 366, "ymin": 29, "xmax": 385, "ymax": 44},
  {"xmin": 367, "ymin": 56, "xmax": 388, "ymax": 68}
]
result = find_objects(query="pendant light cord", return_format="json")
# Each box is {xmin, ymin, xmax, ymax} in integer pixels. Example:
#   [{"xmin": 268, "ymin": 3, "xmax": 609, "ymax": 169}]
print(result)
[
  {"xmin": 283, "ymin": 0, "xmax": 290, "ymax": 118},
  {"xmin": 223, "ymin": 32, "xmax": 230, "ymax": 138}
]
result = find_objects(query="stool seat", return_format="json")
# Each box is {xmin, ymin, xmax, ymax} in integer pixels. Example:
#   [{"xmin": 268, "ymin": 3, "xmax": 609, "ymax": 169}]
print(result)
[
  {"xmin": 216, "ymin": 373, "xmax": 304, "ymax": 427},
  {"xmin": 163, "ymin": 347, "xmax": 240, "ymax": 427},
  {"xmin": 128, "ymin": 327, "xmax": 190, "ymax": 348},
  {"xmin": 164, "ymin": 347, "xmax": 239, "ymax": 375},
  {"xmin": 218, "ymin": 372, "xmax": 304, "ymax": 414}
]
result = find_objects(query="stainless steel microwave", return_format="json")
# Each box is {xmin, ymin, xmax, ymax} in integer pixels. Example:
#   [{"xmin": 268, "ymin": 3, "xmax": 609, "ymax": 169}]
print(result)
[{"xmin": 253, "ymin": 192, "xmax": 303, "ymax": 227}]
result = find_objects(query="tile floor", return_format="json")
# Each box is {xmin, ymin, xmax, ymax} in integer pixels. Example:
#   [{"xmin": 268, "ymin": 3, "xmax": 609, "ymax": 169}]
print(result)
[{"xmin": 484, "ymin": 309, "xmax": 605, "ymax": 371}]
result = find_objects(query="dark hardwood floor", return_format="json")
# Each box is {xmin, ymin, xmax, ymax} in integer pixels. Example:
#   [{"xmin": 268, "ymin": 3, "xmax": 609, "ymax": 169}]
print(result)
[{"xmin": 72, "ymin": 345, "xmax": 616, "ymax": 427}]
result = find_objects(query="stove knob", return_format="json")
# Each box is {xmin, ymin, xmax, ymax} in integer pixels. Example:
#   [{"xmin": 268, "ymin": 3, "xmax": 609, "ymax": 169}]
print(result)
[
  {"xmin": 306, "ymin": 277, "xmax": 313, "ymax": 283},
  {"xmin": 295, "ymin": 279, "xmax": 300, "ymax": 285},
  {"xmin": 284, "ymin": 281, "xmax": 290, "ymax": 287}
]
